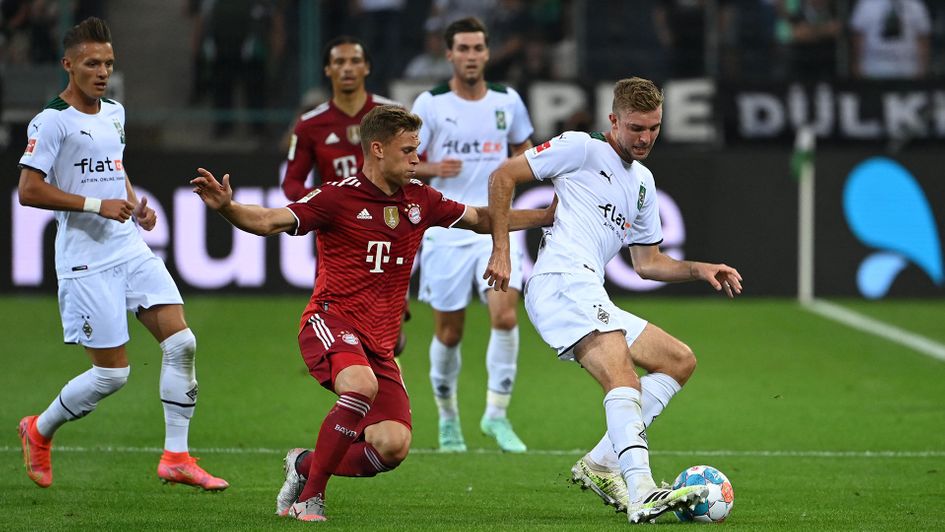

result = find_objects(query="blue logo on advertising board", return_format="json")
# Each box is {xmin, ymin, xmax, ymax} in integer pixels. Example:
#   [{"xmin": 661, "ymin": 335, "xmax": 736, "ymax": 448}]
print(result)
[{"xmin": 843, "ymin": 157, "xmax": 943, "ymax": 298}]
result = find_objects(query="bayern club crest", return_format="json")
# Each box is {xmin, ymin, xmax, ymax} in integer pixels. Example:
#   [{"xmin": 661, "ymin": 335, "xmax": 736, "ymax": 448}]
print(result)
[
  {"xmin": 341, "ymin": 332, "xmax": 359, "ymax": 345},
  {"xmin": 406, "ymin": 203, "xmax": 421, "ymax": 225}
]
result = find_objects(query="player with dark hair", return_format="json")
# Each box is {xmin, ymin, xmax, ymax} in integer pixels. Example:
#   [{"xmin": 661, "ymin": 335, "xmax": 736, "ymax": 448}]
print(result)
[
  {"xmin": 16, "ymin": 17, "xmax": 227, "ymax": 490},
  {"xmin": 191, "ymin": 105, "xmax": 555, "ymax": 522},
  {"xmin": 411, "ymin": 16, "xmax": 535, "ymax": 453},
  {"xmin": 485, "ymin": 77, "xmax": 743, "ymax": 523},
  {"xmin": 282, "ymin": 35, "xmax": 398, "ymax": 200}
]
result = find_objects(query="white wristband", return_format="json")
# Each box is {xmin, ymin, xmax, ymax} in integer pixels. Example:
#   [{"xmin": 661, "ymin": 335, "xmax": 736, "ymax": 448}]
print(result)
[{"xmin": 83, "ymin": 197, "xmax": 102, "ymax": 214}]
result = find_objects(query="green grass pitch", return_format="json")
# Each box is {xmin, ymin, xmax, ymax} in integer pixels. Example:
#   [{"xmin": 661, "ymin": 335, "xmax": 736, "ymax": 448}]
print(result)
[{"xmin": 2, "ymin": 295, "xmax": 944, "ymax": 530}]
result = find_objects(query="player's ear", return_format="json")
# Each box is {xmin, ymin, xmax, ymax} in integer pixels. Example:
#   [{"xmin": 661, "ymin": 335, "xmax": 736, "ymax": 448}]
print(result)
[
  {"xmin": 371, "ymin": 140, "xmax": 384, "ymax": 159},
  {"xmin": 608, "ymin": 113, "xmax": 618, "ymax": 128}
]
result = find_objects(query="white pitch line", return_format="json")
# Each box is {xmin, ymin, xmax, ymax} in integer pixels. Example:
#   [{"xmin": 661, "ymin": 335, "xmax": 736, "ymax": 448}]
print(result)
[
  {"xmin": 1, "ymin": 446, "xmax": 943, "ymax": 458},
  {"xmin": 804, "ymin": 299, "xmax": 945, "ymax": 362}
]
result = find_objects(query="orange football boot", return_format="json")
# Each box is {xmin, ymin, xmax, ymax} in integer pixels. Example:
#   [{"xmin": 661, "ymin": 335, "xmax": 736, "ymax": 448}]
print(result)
[
  {"xmin": 157, "ymin": 451, "xmax": 229, "ymax": 491},
  {"xmin": 18, "ymin": 415, "xmax": 53, "ymax": 488}
]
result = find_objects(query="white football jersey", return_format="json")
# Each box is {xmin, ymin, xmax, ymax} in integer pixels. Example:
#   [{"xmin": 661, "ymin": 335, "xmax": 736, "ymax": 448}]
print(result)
[
  {"xmin": 18, "ymin": 97, "xmax": 150, "ymax": 279},
  {"xmin": 524, "ymin": 131, "xmax": 663, "ymax": 280},
  {"xmin": 412, "ymin": 82, "xmax": 533, "ymax": 246}
]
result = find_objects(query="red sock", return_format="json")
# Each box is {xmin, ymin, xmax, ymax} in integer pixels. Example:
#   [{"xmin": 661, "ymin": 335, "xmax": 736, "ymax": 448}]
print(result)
[
  {"xmin": 333, "ymin": 441, "xmax": 393, "ymax": 477},
  {"xmin": 298, "ymin": 392, "xmax": 371, "ymax": 502}
]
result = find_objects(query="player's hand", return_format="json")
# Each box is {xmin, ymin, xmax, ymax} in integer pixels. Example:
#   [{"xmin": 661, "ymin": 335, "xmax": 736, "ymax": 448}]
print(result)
[
  {"xmin": 483, "ymin": 250, "xmax": 512, "ymax": 292},
  {"xmin": 191, "ymin": 167, "xmax": 232, "ymax": 210},
  {"xmin": 438, "ymin": 159, "xmax": 462, "ymax": 178},
  {"xmin": 693, "ymin": 262, "xmax": 743, "ymax": 299},
  {"xmin": 99, "ymin": 198, "xmax": 135, "ymax": 222},
  {"xmin": 133, "ymin": 196, "xmax": 157, "ymax": 231}
]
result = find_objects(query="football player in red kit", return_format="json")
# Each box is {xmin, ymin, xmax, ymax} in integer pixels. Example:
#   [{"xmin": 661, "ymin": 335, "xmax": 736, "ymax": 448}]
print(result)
[{"xmin": 192, "ymin": 105, "xmax": 555, "ymax": 522}]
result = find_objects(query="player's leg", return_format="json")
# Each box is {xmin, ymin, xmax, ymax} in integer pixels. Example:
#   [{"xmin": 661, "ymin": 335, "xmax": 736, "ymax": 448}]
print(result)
[
  {"xmin": 132, "ymin": 255, "xmax": 226, "ymax": 490},
  {"xmin": 480, "ymin": 287, "xmax": 526, "ymax": 453},
  {"xmin": 574, "ymin": 330, "xmax": 704, "ymax": 523},
  {"xmin": 19, "ymin": 270, "xmax": 132, "ymax": 488},
  {"xmin": 585, "ymin": 323, "xmax": 695, "ymax": 467},
  {"xmin": 289, "ymin": 362, "xmax": 376, "ymax": 522},
  {"xmin": 431, "ymin": 308, "xmax": 467, "ymax": 451},
  {"xmin": 420, "ymin": 243, "xmax": 475, "ymax": 452}
]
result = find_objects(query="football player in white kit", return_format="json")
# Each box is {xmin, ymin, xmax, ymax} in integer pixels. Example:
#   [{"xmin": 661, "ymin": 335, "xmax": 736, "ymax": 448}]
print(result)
[
  {"xmin": 485, "ymin": 77, "xmax": 743, "ymax": 523},
  {"xmin": 411, "ymin": 17, "xmax": 534, "ymax": 453},
  {"xmin": 16, "ymin": 17, "xmax": 227, "ymax": 491}
]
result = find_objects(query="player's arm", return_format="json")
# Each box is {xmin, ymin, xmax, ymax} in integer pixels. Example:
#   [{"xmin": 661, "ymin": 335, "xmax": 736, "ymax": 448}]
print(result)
[
  {"xmin": 282, "ymin": 129, "xmax": 318, "ymax": 200},
  {"xmin": 18, "ymin": 166, "xmax": 134, "ymax": 222},
  {"xmin": 454, "ymin": 197, "xmax": 555, "ymax": 234},
  {"xmin": 124, "ymin": 174, "xmax": 157, "ymax": 231},
  {"xmin": 482, "ymin": 154, "xmax": 540, "ymax": 291},
  {"xmin": 628, "ymin": 244, "xmax": 743, "ymax": 298},
  {"xmin": 191, "ymin": 167, "xmax": 297, "ymax": 236},
  {"xmin": 509, "ymin": 139, "xmax": 533, "ymax": 157}
]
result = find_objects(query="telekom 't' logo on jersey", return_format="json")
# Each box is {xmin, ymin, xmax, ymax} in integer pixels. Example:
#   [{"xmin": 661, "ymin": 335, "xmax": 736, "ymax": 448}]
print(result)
[
  {"xmin": 366, "ymin": 241, "xmax": 392, "ymax": 273},
  {"xmin": 333, "ymin": 155, "xmax": 357, "ymax": 178}
]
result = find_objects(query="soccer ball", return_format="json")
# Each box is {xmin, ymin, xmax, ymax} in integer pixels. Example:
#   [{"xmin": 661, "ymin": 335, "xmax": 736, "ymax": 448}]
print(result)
[{"xmin": 672, "ymin": 465, "xmax": 734, "ymax": 523}]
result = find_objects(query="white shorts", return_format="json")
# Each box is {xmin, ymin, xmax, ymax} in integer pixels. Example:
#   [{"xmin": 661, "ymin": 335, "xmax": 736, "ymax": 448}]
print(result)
[
  {"xmin": 58, "ymin": 253, "xmax": 183, "ymax": 348},
  {"xmin": 419, "ymin": 238, "xmax": 524, "ymax": 312},
  {"xmin": 524, "ymin": 272, "xmax": 647, "ymax": 361}
]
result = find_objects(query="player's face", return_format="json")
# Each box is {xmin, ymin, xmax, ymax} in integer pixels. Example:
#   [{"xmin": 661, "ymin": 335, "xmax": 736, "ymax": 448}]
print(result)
[
  {"xmin": 379, "ymin": 129, "xmax": 421, "ymax": 187},
  {"xmin": 325, "ymin": 43, "xmax": 370, "ymax": 95},
  {"xmin": 447, "ymin": 32, "xmax": 489, "ymax": 85},
  {"xmin": 610, "ymin": 107, "xmax": 662, "ymax": 161},
  {"xmin": 63, "ymin": 41, "xmax": 114, "ymax": 101}
]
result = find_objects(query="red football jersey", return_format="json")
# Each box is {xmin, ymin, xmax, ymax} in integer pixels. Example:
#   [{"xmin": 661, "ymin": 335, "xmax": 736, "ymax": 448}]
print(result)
[
  {"xmin": 282, "ymin": 94, "xmax": 399, "ymax": 200},
  {"xmin": 287, "ymin": 174, "xmax": 467, "ymax": 358}
]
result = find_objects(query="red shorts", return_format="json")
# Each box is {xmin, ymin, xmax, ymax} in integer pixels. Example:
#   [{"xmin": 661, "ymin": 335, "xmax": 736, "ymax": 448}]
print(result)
[{"xmin": 298, "ymin": 312, "xmax": 411, "ymax": 430}]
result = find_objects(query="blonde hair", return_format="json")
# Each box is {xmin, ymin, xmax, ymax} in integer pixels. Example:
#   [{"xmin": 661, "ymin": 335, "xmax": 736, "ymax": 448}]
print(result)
[{"xmin": 612, "ymin": 77, "xmax": 663, "ymax": 115}]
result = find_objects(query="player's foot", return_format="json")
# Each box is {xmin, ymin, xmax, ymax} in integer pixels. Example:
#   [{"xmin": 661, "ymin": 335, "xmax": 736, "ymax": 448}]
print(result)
[
  {"xmin": 438, "ymin": 417, "xmax": 467, "ymax": 452},
  {"xmin": 480, "ymin": 415, "xmax": 527, "ymax": 453},
  {"xmin": 157, "ymin": 452, "xmax": 229, "ymax": 491},
  {"xmin": 627, "ymin": 484, "xmax": 709, "ymax": 524},
  {"xmin": 17, "ymin": 415, "xmax": 52, "ymax": 488},
  {"xmin": 569, "ymin": 454, "xmax": 629, "ymax": 512},
  {"xmin": 287, "ymin": 495, "xmax": 327, "ymax": 522},
  {"xmin": 276, "ymin": 448, "xmax": 308, "ymax": 516}
]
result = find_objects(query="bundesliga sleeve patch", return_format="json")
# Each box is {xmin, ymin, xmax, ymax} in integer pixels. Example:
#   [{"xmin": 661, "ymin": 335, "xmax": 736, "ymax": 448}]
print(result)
[{"xmin": 24, "ymin": 138, "xmax": 37, "ymax": 156}]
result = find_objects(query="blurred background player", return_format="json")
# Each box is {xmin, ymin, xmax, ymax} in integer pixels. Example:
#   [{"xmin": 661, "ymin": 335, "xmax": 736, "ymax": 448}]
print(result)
[
  {"xmin": 191, "ymin": 105, "xmax": 555, "ymax": 521},
  {"xmin": 280, "ymin": 35, "xmax": 410, "ymax": 355},
  {"xmin": 411, "ymin": 16, "xmax": 534, "ymax": 453},
  {"xmin": 484, "ymin": 77, "xmax": 743, "ymax": 522},
  {"xmin": 16, "ymin": 17, "xmax": 226, "ymax": 491}
]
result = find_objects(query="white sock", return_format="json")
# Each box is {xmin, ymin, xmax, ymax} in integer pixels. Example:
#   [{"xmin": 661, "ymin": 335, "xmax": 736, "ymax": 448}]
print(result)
[
  {"xmin": 640, "ymin": 373, "xmax": 681, "ymax": 427},
  {"xmin": 484, "ymin": 390, "xmax": 511, "ymax": 419},
  {"xmin": 160, "ymin": 329, "xmax": 198, "ymax": 453},
  {"xmin": 588, "ymin": 373, "xmax": 683, "ymax": 470},
  {"xmin": 603, "ymin": 387, "xmax": 655, "ymax": 500},
  {"xmin": 36, "ymin": 365, "xmax": 130, "ymax": 438},
  {"xmin": 486, "ymin": 327, "xmax": 518, "ymax": 393},
  {"xmin": 429, "ymin": 336, "xmax": 461, "ymax": 419}
]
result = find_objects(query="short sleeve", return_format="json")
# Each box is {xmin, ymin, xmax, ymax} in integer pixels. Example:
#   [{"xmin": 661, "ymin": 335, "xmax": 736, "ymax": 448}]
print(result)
[
  {"xmin": 418, "ymin": 182, "xmax": 467, "ymax": 228},
  {"xmin": 523, "ymin": 131, "xmax": 589, "ymax": 182},
  {"xmin": 286, "ymin": 187, "xmax": 331, "ymax": 235},
  {"xmin": 411, "ymin": 91, "xmax": 434, "ymax": 157},
  {"xmin": 18, "ymin": 111, "xmax": 63, "ymax": 175},
  {"xmin": 628, "ymin": 168, "xmax": 663, "ymax": 246},
  {"xmin": 508, "ymin": 88, "xmax": 534, "ymax": 145}
]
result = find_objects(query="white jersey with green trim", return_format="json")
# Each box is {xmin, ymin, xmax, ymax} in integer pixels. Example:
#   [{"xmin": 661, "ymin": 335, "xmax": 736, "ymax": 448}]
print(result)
[
  {"xmin": 523, "ymin": 131, "xmax": 663, "ymax": 281},
  {"xmin": 412, "ymin": 82, "xmax": 533, "ymax": 246},
  {"xmin": 18, "ymin": 97, "xmax": 150, "ymax": 279}
]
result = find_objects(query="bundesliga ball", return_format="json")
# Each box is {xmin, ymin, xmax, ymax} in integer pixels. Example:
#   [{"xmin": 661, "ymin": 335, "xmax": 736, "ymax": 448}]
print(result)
[{"xmin": 672, "ymin": 465, "xmax": 734, "ymax": 523}]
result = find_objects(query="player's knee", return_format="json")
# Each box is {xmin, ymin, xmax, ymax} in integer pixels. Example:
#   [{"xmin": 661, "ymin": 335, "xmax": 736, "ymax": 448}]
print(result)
[
  {"xmin": 671, "ymin": 343, "xmax": 697, "ymax": 385},
  {"xmin": 336, "ymin": 372, "xmax": 379, "ymax": 402},
  {"xmin": 490, "ymin": 308, "xmax": 518, "ymax": 331},
  {"xmin": 436, "ymin": 328, "xmax": 463, "ymax": 348},
  {"xmin": 161, "ymin": 328, "xmax": 197, "ymax": 367},
  {"xmin": 373, "ymin": 425, "xmax": 411, "ymax": 467},
  {"xmin": 92, "ymin": 365, "xmax": 130, "ymax": 396}
]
